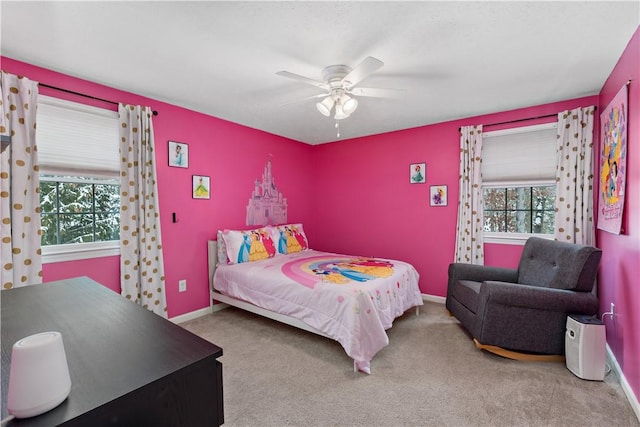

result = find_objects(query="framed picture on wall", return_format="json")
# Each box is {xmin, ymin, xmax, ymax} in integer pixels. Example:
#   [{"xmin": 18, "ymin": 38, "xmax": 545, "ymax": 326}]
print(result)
[
  {"xmin": 192, "ymin": 175, "xmax": 210, "ymax": 199},
  {"xmin": 430, "ymin": 185, "xmax": 447, "ymax": 206},
  {"xmin": 410, "ymin": 162, "xmax": 426, "ymax": 183},
  {"xmin": 168, "ymin": 140, "xmax": 189, "ymax": 168}
]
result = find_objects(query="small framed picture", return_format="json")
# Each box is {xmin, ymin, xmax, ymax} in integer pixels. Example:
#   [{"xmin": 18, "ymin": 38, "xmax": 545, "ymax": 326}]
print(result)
[
  {"xmin": 430, "ymin": 185, "xmax": 448, "ymax": 206},
  {"xmin": 410, "ymin": 163, "xmax": 426, "ymax": 184},
  {"xmin": 168, "ymin": 141, "xmax": 189, "ymax": 168},
  {"xmin": 192, "ymin": 175, "xmax": 211, "ymax": 199}
]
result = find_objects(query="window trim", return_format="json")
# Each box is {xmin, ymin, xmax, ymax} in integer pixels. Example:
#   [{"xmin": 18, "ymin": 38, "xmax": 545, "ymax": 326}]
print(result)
[
  {"xmin": 42, "ymin": 241, "xmax": 120, "ymax": 264},
  {"xmin": 484, "ymin": 232, "xmax": 554, "ymax": 245}
]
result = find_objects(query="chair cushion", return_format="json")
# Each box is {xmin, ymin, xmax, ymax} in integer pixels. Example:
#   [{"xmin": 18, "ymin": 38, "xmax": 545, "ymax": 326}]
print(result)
[
  {"xmin": 452, "ymin": 280, "xmax": 482, "ymax": 314},
  {"xmin": 517, "ymin": 237, "xmax": 602, "ymax": 292}
]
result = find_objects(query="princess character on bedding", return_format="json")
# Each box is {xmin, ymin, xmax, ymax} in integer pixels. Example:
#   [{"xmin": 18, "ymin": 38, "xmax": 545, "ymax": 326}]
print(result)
[
  {"xmin": 238, "ymin": 233, "xmax": 251, "ymax": 263},
  {"xmin": 285, "ymin": 226, "xmax": 303, "ymax": 253},
  {"xmin": 339, "ymin": 258, "xmax": 393, "ymax": 278},
  {"xmin": 291, "ymin": 225, "xmax": 308, "ymax": 249},
  {"xmin": 311, "ymin": 268, "xmax": 349, "ymax": 284},
  {"xmin": 249, "ymin": 231, "xmax": 269, "ymax": 261},
  {"xmin": 277, "ymin": 229, "xmax": 288, "ymax": 254},
  {"xmin": 259, "ymin": 229, "xmax": 276, "ymax": 256}
]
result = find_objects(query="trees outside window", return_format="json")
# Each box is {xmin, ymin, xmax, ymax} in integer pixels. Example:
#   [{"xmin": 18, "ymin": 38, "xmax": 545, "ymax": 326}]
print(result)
[{"xmin": 40, "ymin": 176, "xmax": 119, "ymax": 246}]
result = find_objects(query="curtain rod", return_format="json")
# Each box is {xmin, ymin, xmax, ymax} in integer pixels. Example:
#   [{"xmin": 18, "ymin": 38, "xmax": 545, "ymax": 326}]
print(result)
[
  {"xmin": 482, "ymin": 112, "xmax": 557, "ymax": 128},
  {"xmin": 39, "ymin": 83, "xmax": 158, "ymax": 116},
  {"xmin": 458, "ymin": 113, "xmax": 556, "ymax": 131},
  {"xmin": 458, "ymin": 106, "xmax": 598, "ymax": 131}
]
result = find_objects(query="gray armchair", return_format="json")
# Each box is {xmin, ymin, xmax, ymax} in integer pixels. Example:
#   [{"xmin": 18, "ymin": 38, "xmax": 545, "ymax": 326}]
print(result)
[{"xmin": 446, "ymin": 237, "xmax": 602, "ymax": 358}]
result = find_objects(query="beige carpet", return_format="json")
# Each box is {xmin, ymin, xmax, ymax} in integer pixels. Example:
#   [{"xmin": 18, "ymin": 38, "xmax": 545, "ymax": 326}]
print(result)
[{"xmin": 180, "ymin": 301, "xmax": 639, "ymax": 427}]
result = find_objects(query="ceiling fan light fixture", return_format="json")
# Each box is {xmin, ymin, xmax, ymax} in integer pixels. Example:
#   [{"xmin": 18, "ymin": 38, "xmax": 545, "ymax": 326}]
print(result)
[
  {"xmin": 333, "ymin": 101, "xmax": 350, "ymax": 120},
  {"xmin": 341, "ymin": 95, "xmax": 358, "ymax": 115},
  {"xmin": 277, "ymin": 56, "xmax": 390, "ymax": 124},
  {"xmin": 316, "ymin": 97, "xmax": 334, "ymax": 117}
]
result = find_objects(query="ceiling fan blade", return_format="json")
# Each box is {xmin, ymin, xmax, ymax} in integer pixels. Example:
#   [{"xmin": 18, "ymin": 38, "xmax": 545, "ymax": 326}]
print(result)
[
  {"xmin": 280, "ymin": 93, "xmax": 327, "ymax": 107},
  {"xmin": 276, "ymin": 71, "xmax": 329, "ymax": 90},
  {"xmin": 342, "ymin": 56, "xmax": 384, "ymax": 87},
  {"xmin": 348, "ymin": 87, "xmax": 404, "ymax": 98}
]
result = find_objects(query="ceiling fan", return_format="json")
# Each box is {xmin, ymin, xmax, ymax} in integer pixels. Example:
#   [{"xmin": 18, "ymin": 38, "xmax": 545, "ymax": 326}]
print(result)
[{"xmin": 276, "ymin": 56, "xmax": 399, "ymax": 120}]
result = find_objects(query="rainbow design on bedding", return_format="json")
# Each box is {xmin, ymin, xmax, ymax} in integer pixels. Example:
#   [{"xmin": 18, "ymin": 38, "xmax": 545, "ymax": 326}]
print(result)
[{"xmin": 281, "ymin": 255, "xmax": 394, "ymax": 288}]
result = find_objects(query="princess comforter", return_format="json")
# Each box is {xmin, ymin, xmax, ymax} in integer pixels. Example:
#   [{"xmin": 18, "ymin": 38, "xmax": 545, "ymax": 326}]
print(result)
[{"xmin": 213, "ymin": 249, "xmax": 423, "ymax": 373}]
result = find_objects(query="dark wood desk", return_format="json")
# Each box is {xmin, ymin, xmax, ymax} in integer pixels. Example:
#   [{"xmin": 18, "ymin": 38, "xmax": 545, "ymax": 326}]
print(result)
[{"xmin": 1, "ymin": 277, "xmax": 223, "ymax": 426}]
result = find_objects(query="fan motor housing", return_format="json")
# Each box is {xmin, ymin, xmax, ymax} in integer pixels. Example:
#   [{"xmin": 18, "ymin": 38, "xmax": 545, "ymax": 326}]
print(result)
[{"xmin": 322, "ymin": 65, "xmax": 352, "ymax": 88}]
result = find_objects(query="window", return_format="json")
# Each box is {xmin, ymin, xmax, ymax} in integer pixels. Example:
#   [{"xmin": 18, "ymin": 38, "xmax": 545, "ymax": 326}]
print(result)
[
  {"xmin": 483, "ymin": 186, "xmax": 556, "ymax": 233},
  {"xmin": 481, "ymin": 123, "xmax": 557, "ymax": 244},
  {"xmin": 40, "ymin": 176, "xmax": 120, "ymax": 245},
  {"xmin": 36, "ymin": 96, "xmax": 120, "ymax": 262}
]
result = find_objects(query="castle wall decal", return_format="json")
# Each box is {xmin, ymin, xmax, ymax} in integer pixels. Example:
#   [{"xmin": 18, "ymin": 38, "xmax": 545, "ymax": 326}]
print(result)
[{"xmin": 246, "ymin": 160, "xmax": 288, "ymax": 226}]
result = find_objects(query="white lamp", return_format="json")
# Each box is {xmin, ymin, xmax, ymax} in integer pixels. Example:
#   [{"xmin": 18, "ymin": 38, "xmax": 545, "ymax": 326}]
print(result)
[
  {"xmin": 316, "ymin": 91, "xmax": 359, "ymax": 120},
  {"xmin": 341, "ymin": 94, "xmax": 358, "ymax": 115},
  {"xmin": 333, "ymin": 98, "xmax": 351, "ymax": 120},
  {"xmin": 316, "ymin": 96, "xmax": 335, "ymax": 117},
  {"xmin": 7, "ymin": 331, "xmax": 72, "ymax": 418}
]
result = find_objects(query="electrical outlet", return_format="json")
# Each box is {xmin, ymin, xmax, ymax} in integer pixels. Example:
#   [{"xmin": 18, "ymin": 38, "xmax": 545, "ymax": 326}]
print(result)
[{"xmin": 178, "ymin": 279, "xmax": 187, "ymax": 292}]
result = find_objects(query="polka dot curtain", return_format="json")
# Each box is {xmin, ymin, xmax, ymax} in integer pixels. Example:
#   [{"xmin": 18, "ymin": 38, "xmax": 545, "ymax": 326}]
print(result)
[
  {"xmin": 0, "ymin": 72, "xmax": 42, "ymax": 289},
  {"xmin": 555, "ymin": 106, "xmax": 596, "ymax": 245},
  {"xmin": 454, "ymin": 125, "xmax": 484, "ymax": 264},
  {"xmin": 118, "ymin": 104, "xmax": 167, "ymax": 317}
]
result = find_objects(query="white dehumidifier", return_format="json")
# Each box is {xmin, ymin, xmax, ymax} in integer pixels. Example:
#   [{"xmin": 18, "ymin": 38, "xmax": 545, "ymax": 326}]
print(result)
[{"xmin": 565, "ymin": 314, "xmax": 606, "ymax": 381}]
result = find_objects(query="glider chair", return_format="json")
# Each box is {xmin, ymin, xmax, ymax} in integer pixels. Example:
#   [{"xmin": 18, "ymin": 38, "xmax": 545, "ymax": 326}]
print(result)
[{"xmin": 446, "ymin": 237, "xmax": 602, "ymax": 361}]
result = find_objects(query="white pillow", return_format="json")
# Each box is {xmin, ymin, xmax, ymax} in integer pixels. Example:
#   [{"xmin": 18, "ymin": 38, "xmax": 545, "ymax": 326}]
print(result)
[{"xmin": 216, "ymin": 230, "xmax": 228, "ymax": 266}]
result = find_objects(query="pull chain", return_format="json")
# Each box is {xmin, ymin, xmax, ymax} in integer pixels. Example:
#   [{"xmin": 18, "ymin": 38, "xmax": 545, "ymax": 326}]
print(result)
[{"xmin": 335, "ymin": 121, "xmax": 340, "ymax": 138}]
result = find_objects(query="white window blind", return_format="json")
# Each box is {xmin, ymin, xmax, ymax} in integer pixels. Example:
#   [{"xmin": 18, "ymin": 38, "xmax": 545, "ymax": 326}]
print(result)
[
  {"xmin": 482, "ymin": 122, "xmax": 558, "ymax": 184},
  {"xmin": 37, "ymin": 95, "xmax": 119, "ymax": 178}
]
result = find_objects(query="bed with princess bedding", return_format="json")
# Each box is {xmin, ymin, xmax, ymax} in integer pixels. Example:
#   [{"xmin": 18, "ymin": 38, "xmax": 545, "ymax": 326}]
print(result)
[{"xmin": 207, "ymin": 223, "xmax": 423, "ymax": 374}]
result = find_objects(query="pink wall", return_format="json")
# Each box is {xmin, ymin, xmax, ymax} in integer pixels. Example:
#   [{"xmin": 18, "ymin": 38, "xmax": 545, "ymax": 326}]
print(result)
[
  {"xmin": 596, "ymin": 27, "xmax": 640, "ymax": 403},
  {"xmin": 311, "ymin": 96, "xmax": 598, "ymax": 296},
  {"xmin": 2, "ymin": 57, "xmax": 314, "ymax": 318}
]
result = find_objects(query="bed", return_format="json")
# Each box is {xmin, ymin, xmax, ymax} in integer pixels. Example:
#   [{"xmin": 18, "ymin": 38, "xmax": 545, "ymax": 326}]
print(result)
[{"xmin": 207, "ymin": 224, "xmax": 423, "ymax": 373}]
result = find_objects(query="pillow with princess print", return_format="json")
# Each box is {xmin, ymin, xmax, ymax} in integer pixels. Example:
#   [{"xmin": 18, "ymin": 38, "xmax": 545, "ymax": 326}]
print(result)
[
  {"xmin": 272, "ymin": 223, "xmax": 309, "ymax": 255},
  {"xmin": 221, "ymin": 227, "xmax": 277, "ymax": 264}
]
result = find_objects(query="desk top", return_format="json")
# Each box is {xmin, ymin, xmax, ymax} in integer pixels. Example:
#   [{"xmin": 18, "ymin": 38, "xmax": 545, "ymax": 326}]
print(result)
[{"xmin": 1, "ymin": 277, "xmax": 222, "ymax": 426}]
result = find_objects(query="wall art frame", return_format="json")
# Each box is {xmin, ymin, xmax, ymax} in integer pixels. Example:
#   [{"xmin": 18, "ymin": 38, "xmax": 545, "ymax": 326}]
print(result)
[
  {"xmin": 192, "ymin": 175, "xmax": 210, "ymax": 199},
  {"xmin": 597, "ymin": 82, "xmax": 628, "ymax": 235},
  {"xmin": 410, "ymin": 162, "xmax": 426, "ymax": 184},
  {"xmin": 168, "ymin": 140, "xmax": 189, "ymax": 168},
  {"xmin": 430, "ymin": 185, "xmax": 448, "ymax": 206}
]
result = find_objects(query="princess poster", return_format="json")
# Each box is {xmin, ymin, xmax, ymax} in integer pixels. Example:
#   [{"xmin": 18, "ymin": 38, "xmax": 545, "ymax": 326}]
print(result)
[{"xmin": 597, "ymin": 83, "xmax": 628, "ymax": 234}]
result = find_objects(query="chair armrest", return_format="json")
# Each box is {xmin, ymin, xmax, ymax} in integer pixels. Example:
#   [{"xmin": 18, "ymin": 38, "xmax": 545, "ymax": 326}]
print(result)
[
  {"xmin": 448, "ymin": 263, "xmax": 518, "ymax": 286},
  {"xmin": 479, "ymin": 281, "xmax": 598, "ymax": 314},
  {"xmin": 446, "ymin": 263, "xmax": 518, "ymax": 312}
]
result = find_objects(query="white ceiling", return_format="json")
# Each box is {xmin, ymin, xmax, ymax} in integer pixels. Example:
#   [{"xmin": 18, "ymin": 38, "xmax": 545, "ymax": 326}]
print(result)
[{"xmin": 1, "ymin": 1, "xmax": 638, "ymax": 145}]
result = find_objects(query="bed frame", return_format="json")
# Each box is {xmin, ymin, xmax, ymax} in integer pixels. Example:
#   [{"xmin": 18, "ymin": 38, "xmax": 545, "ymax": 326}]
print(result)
[
  {"xmin": 207, "ymin": 240, "xmax": 418, "ymax": 372},
  {"xmin": 207, "ymin": 241, "xmax": 332, "ymax": 337}
]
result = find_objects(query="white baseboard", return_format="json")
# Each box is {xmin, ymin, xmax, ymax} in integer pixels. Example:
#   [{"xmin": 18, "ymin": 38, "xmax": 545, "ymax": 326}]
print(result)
[
  {"xmin": 422, "ymin": 293, "xmax": 446, "ymax": 304},
  {"xmin": 606, "ymin": 344, "xmax": 640, "ymax": 423},
  {"xmin": 169, "ymin": 306, "xmax": 212, "ymax": 324}
]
